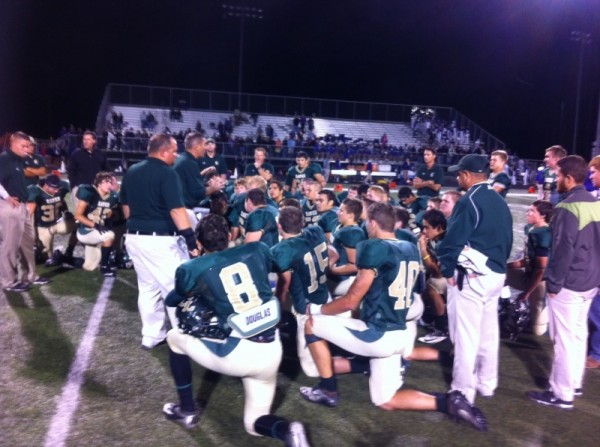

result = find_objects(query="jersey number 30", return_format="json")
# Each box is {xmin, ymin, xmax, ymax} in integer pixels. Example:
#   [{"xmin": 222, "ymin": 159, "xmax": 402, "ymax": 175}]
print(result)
[{"xmin": 388, "ymin": 261, "xmax": 420, "ymax": 310}]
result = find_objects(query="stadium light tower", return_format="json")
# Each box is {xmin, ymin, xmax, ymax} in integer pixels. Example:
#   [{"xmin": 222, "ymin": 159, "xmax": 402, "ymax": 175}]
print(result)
[
  {"xmin": 222, "ymin": 4, "xmax": 264, "ymax": 109},
  {"xmin": 571, "ymin": 30, "xmax": 591, "ymax": 155}
]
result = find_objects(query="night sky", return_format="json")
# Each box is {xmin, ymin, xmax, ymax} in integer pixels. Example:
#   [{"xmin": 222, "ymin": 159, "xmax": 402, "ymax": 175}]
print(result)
[{"xmin": 2, "ymin": 0, "xmax": 599, "ymax": 159}]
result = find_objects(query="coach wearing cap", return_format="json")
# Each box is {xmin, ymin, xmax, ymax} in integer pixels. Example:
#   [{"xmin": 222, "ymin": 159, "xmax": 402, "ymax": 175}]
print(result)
[{"xmin": 436, "ymin": 154, "xmax": 513, "ymax": 405}]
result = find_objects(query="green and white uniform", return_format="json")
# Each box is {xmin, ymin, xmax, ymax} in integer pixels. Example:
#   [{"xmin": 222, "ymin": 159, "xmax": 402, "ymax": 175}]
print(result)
[
  {"xmin": 487, "ymin": 171, "xmax": 511, "ymax": 198},
  {"xmin": 310, "ymin": 237, "xmax": 421, "ymax": 405},
  {"xmin": 244, "ymin": 206, "xmax": 279, "ymax": 247},
  {"xmin": 166, "ymin": 242, "xmax": 282, "ymax": 435},
  {"xmin": 271, "ymin": 226, "xmax": 330, "ymax": 377}
]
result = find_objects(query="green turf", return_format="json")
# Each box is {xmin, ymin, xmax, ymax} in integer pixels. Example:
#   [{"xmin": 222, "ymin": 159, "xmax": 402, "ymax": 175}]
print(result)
[{"xmin": 2, "ymin": 192, "xmax": 600, "ymax": 446}]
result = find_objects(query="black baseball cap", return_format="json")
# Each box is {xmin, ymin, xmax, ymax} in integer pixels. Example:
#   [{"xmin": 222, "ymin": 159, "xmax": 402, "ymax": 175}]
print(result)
[{"xmin": 448, "ymin": 154, "xmax": 489, "ymax": 174}]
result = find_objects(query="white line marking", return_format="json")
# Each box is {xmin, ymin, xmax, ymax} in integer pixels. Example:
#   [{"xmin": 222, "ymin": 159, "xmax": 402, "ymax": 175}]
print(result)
[
  {"xmin": 116, "ymin": 276, "xmax": 138, "ymax": 290},
  {"xmin": 43, "ymin": 277, "xmax": 115, "ymax": 447}
]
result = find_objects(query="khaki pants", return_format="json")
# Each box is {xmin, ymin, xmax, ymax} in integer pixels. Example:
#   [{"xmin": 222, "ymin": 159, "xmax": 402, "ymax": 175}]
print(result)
[{"xmin": 0, "ymin": 200, "xmax": 37, "ymax": 287}]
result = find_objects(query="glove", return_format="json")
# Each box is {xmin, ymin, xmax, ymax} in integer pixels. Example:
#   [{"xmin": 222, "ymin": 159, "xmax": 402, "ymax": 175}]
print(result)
[
  {"xmin": 178, "ymin": 228, "xmax": 198, "ymax": 252},
  {"xmin": 95, "ymin": 224, "xmax": 109, "ymax": 234}
]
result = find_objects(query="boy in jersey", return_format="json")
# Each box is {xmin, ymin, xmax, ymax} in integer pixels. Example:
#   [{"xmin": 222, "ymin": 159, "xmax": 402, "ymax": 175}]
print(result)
[
  {"xmin": 315, "ymin": 189, "xmax": 339, "ymax": 242},
  {"xmin": 26, "ymin": 174, "xmax": 77, "ymax": 265},
  {"xmin": 300, "ymin": 202, "xmax": 487, "ymax": 432},
  {"xmin": 244, "ymin": 188, "xmax": 279, "ymax": 247},
  {"xmin": 488, "ymin": 150, "xmax": 511, "ymax": 198},
  {"xmin": 284, "ymin": 151, "xmax": 326, "ymax": 195},
  {"xmin": 271, "ymin": 206, "xmax": 330, "ymax": 377},
  {"xmin": 327, "ymin": 198, "xmax": 365, "ymax": 297},
  {"xmin": 74, "ymin": 171, "xmax": 118, "ymax": 275},
  {"xmin": 163, "ymin": 214, "xmax": 310, "ymax": 446},
  {"xmin": 300, "ymin": 179, "xmax": 321, "ymax": 227}
]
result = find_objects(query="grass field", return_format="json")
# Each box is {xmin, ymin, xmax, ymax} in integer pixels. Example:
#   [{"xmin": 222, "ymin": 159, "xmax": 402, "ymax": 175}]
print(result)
[{"xmin": 2, "ymin": 191, "xmax": 600, "ymax": 447}]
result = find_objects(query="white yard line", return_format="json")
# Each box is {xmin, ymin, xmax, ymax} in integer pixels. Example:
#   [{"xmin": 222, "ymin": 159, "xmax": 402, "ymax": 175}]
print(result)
[{"xmin": 43, "ymin": 277, "xmax": 115, "ymax": 447}]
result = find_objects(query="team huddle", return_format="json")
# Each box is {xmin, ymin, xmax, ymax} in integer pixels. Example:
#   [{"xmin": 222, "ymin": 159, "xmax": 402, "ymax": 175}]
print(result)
[{"xmin": 2, "ymin": 131, "xmax": 600, "ymax": 446}]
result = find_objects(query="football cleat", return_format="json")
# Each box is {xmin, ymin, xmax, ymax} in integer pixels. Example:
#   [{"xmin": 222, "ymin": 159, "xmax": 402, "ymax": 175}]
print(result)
[
  {"xmin": 162, "ymin": 403, "xmax": 200, "ymax": 429},
  {"xmin": 284, "ymin": 421, "xmax": 311, "ymax": 447},
  {"xmin": 527, "ymin": 390, "xmax": 573, "ymax": 409},
  {"xmin": 446, "ymin": 390, "xmax": 488, "ymax": 432},
  {"xmin": 299, "ymin": 386, "xmax": 339, "ymax": 408},
  {"xmin": 418, "ymin": 329, "xmax": 448, "ymax": 344},
  {"xmin": 100, "ymin": 265, "xmax": 116, "ymax": 278}
]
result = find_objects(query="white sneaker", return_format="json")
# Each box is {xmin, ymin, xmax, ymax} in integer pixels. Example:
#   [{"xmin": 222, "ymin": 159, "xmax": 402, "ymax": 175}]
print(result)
[
  {"xmin": 418, "ymin": 330, "xmax": 448, "ymax": 344},
  {"xmin": 285, "ymin": 421, "xmax": 311, "ymax": 447}
]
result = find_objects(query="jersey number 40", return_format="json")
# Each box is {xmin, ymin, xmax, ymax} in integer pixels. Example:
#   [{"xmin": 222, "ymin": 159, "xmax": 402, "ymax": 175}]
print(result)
[{"xmin": 388, "ymin": 261, "xmax": 420, "ymax": 310}]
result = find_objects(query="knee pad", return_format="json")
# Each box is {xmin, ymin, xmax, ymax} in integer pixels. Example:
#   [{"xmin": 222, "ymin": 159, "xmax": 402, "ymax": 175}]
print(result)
[{"xmin": 304, "ymin": 333, "xmax": 322, "ymax": 345}]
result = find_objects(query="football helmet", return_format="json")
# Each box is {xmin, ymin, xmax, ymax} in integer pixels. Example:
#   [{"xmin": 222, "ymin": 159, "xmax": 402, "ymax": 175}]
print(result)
[
  {"xmin": 498, "ymin": 298, "xmax": 530, "ymax": 341},
  {"xmin": 176, "ymin": 296, "xmax": 228, "ymax": 340}
]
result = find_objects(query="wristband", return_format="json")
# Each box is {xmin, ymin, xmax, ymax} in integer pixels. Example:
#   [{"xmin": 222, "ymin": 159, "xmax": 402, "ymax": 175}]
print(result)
[
  {"xmin": 310, "ymin": 304, "xmax": 323, "ymax": 315},
  {"xmin": 178, "ymin": 228, "xmax": 197, "ymax": 252},
  {"xmin": 422, "ymin": 255, "xmax": 431, "ymax": 261}
]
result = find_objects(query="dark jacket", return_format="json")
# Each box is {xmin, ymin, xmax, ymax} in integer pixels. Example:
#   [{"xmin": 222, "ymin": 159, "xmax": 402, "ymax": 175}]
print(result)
[
  {"xmin": 545, "ymin": 185, "xmax": 600, "ymax": 293},
  {"xmin": 67, "ymin": 148, "xmax": 109, "ymax": 188}
]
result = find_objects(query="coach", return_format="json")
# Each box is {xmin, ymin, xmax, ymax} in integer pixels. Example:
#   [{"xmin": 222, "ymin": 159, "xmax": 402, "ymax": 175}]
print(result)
[
  {"xmin": 120, "ymin": 133, "xmax": 198, "ymax": 350},
  {"xmin": 436, "ymin": 154, "xmax": 513, "ymax": 404},
  {"xmin": 67, "ymin": 130, "xmax": 109, "ymax": 208},
  {"xmin": 527, "ymin": 155, "xmax": 600, "ymax": 409}
]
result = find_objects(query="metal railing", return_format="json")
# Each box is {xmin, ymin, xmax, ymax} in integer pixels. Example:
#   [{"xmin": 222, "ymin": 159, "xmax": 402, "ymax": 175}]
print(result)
[{"xmin": 98, "ymin": 83, "xmax": 506, "ymax": 151}]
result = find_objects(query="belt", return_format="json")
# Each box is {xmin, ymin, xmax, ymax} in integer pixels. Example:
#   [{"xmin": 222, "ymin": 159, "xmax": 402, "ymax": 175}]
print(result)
[
  {"xmin": 126, "ymin": 230, "xmax": 178, "ymax": 236},
  {"xmin": 247, "ymin": 328, "xmax": 277, "ymax": 344}
]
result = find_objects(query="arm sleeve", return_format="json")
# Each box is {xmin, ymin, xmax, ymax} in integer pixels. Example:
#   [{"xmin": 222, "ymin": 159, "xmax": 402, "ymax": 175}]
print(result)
[{"xmin": 544, "ymin": 209, "xmax": 577, "ymax": 293}]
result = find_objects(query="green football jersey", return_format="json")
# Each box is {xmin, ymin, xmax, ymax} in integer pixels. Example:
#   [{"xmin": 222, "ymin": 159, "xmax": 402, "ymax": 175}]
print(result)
[
  {"xmin": 244, "ymin": 206, "xmax": 279, "ymax": 247},
  {"xmin": 332, "ymin": 224, "xmax": 366, "ymax": 280},
  {"xmin": 302, "ymin": 199, "xmax": 319, "ymax": 227},
  {"xmin": 317, "ymin": 208, "xmax": 339, "ymax": 236},
  {"xmin": 271, "ymin": 226, "xmax": 329, "ymax": 314},
  {"xmin": 285, "ymin": 162, "xmax": 323, "ymax": 188},
  {"xmin": 76, "ymin": 184, "xmax": 119, "ymax": 235},
  {"xmin": 173, "ymin": 242, "xmax": 274, "ymax": 332},
  {"xmin": 27, "ymin": 184, "xmax": 69, "ymax": 227},
  {"xmin": 356, "ymin": 238, "xmax": 420, "ymax": 331},
  {"xmin": 525, "ymin": 225, "xmax": 552, "ymax": 267}
]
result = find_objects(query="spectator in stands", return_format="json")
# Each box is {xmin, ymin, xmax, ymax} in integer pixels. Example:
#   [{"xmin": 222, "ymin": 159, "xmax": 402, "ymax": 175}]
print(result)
[
  {"xmin": 413, "ymin": 147, "xmax": 444, "ymax": 198},
  {"xmin": 0, "ymin": 131, "xmax": 50, "ymax": 292},
  {"xmin": 67, "ymin": 130, "xmax": 109, "ymax": 209},
  {"xmin": 488, "ymin": 150, "xmax": 511, "ymax": 198},
  {"xmin": 197, "ymin": 138, "xmax": 227, "ymax": 181},
  {"xmin": 244, "ymin": 147, "xmax": 274, "ymax": 182}
]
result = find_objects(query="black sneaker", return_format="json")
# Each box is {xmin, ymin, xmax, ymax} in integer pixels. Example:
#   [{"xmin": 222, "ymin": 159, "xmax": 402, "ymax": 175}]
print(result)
[
  {"xmin": 100, "ymin": 265, "xmax": 116, "ymax": 278},
  {"xmin": 4, "ymin": 282, "xmax": 31, "ymax": 293},
  {"xmin": 527, "ymin": 390, "xmax": 573, "ymax": 409},
  {"xmin": 299, "ymin": 387, "xmax": 339, "ymax": 408},
  {"xmin": 162, "ymin": 403, "xmax": 200, "ymax": 429},
  {"xmin": 574, "ymin": 388, "xmax": 583, "ymax": 397},
  {"xmin": 446, "ymin": 390, "xmax": 488, "ymax": 432},
  {"xmin": 284, "ymin": 421, "xmax": 311, "ymax": 447},
  {"xmin": 32, "ymin": 277, "xmax": 51, "ymax": 286}
]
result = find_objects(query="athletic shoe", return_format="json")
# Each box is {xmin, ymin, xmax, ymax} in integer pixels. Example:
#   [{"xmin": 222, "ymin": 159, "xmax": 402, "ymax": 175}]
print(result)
[
  {"xmin": 100, "ymin": 265, "xmax": 116, "ymax": 278},
  {"xmin": 162, "ymin": 403, "xmax": 200, "ymax": 429},
  {"xmin": 574, "ymin": 388, "xmax": 583, "ymax": 397},
  {"xmin": 32, "ymin": 277, "xmax": 51, "ymax": 286},
  {"xmin": 3, "ymin": 282, "xmax": 31, "ymax": 293},
  {"xmin": 526, "ymin": 390, "xmax": 573, "ymax": 409},
  {"xmin": 446, "ymin": 390, "xmax": 488, "ymax": 432},
  {"xmin": 45, "ymin": 250, "xmax": 63, "ymax": 267},
  {"xmin": 141, "ymin": 338, "xmax": 167, "ymax": 350},
  {"xmin": 418, "ymin": 329, "xmax": 448, "ymax": 344},
  {"xmin": 284, "ymin": 421, "xmax": 311, "ymax": 447},
  {"xmin": 299, "ymin": 386, "xmax": 339, "ymax": 408},
  {"xmin": 586, "ymin": 356, "xmax": 600, "ymax": 369}
]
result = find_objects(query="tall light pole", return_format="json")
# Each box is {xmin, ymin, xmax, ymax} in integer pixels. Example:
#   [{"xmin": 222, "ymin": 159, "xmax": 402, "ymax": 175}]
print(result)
[
  {"xmin": 571, "ymin": 31, "xmax": 591, "ymax": 155},
  {"xmin": 222, "ymin": 4, "xmax": 263, "ymax": 110}
]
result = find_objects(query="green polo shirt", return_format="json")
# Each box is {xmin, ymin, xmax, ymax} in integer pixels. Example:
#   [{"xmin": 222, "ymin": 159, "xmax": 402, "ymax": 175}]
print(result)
[
  {"xmin": 120, "ymin": 157, "xmax": 185, "ymax": 233},
  {"xmin": 0, "ymin": 149, "xmax": 28, "ymax": 201}
]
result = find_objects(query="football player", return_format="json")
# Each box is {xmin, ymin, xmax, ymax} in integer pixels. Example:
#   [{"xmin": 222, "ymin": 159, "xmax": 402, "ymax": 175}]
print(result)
[
  {"xmin": 163, "ymin": 214, "xmax": 310, "ymax": 446},
  {"xmin": 315, "ymin": 189, "xmax": 339, "ymax": 242},
  {"xmin": 299, "ymin": 202, "xmax": 488, "ymax": 432},
  {"xmin": 26, "ymin": 174, "xmax": 77, "ymax": 265},
  {"xmin": 271, "ymin": 206, "xmax": 330, "ymax": 377},
  {"xmin": 327, "ymin": 198, "xmax": 365, "ymax": 297},
  {"xmin": 284, "ymin": 151, "xmax": 326, "ymax": 195},
  {"xmin": 300, "ymin": 179, "xmax": 321, "ymax": 227},
  {"xmin": 244, "ymin": 188, "xmax": 279, "ymax": 247},
  {"xmin": 74, "ymin": 171, "xmax": 118, "ymax": 276}
]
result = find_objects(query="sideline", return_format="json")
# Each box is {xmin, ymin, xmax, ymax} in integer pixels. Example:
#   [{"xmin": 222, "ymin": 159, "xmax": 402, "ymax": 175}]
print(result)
[{"xmin": 43, "ymin": 277, "xmax": 115, "ymax": 447}]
